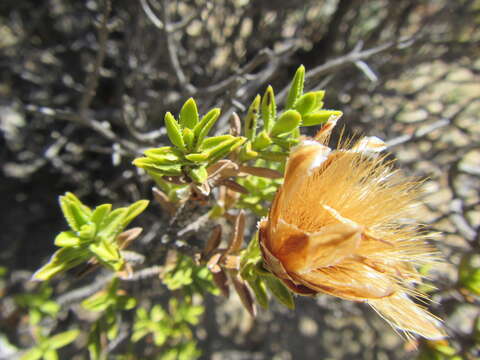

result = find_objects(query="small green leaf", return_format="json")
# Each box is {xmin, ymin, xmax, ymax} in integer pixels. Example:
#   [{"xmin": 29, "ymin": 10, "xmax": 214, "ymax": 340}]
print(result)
[
  {"xmin": 144, "ymin": 148, "xmax": 185, "ymax": 164},
  {"xmin": 258, "ymin": 150, "xmax": 288, "ymax": 161},
  {"xmin": 21, "ymin": 348, "xmax": 43, "ymax": 360},
  {"xmin": 286, "ymin": 65, "xmax": 305, "ymax": 109},
  {"xmin": 206, "ymin": 137, "xmax": 245, "ymax": 164},
  {"xmin": 244, "ymin": 95, "xmax": 261, "ymax": 141},
  {"xmin": 293, "ymin": 93, "xmax": 317, "ymax": 115},
  {"xmin": 133, "ymin": 158, "xmax": 183, "ymax": 176},
  {"xmin": 302, "ymin": 110, "xmax": 343, "ymax": 126},
  {"xmin": 184, "ymin": 153, "xmax": 209, "ymax": 162},
  {"xmin": 78, "ymin": 223, "xmax": 97, "ymax": 240},
  {"xmin": 82, "ymin": 290, "xmax": 110, "ymax": 312},
  {"xmin": 247, "ymin": 276, "xmax": 269, "ymax": 309},
  {"xmin": 54, "ymin": 231, "xmax": 81, "ymax": 247},
  {"xmin": 199, "ymin": 135, "xmax": 235, "ymax": 151},
  {"xmin": 165, "ymin": 112, "xmax": 186, "ymax": 151},
  {"xmin": 252, "ymin": 130, "xmax": 272, "ymax": 150},
  {"xmin": 193, "ymin": 108, "xmax": 221, "ymax": 149},
  {"xmin": 183, "ymin": 128, "xmax": 195, "ymax": 151},
  {"xmin": 261, "ymin": 86, "xmax": 276, "ymax": 132},
  {"xmin": 179, "ymin": 98, "xmax": 199, "ymax": 129},
  {"xmin": 264, "ymin": 276, "xmax": 295, "ymax": 309},
  {"xmin": 239, "ymin": 141, "xmax": 258, "ymax": 161},
  {"xmin": 89, "ymin": 240, "xmax": 122, "ymax": 266},
  {"xmin": 32, "ymin": 247, "xmax": 90, "ymax": 281},
  {"xmin": 188, "ymin": 166, "xmax": 208, "ymax": 184},
  {"xmin": 97, "ymin": 208, "xmax": 128, "ymax": 239},
  {"xmin": 59, "ymin": 193, "xmax": 91, "ymax": 232},
  {"xmin": 48, "ymin": 329, "xmax": 80, "ymax": 350},
  {"xmin": 270, "ymin": 110, "xmax": 302, "ymax": 136},
  {"xmin": 91, "ymin": 204, "xmax": 111, "ymax": 228},
  {"xmin": 123, "ymin": 200, "xmax": 149, "ymax": 228}
]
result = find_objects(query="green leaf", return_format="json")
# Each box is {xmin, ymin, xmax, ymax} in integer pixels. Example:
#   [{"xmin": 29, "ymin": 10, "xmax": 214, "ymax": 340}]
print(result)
[
  {"xmin": 43, "ymin": 350, "xmax": 58, "ymax": 360},
  {"xmin": 165, "ymin": 112, "xmax": 186, "ymax": 151},
  {"xmin": 143, "ymin": 148, "xmax": 185, "ymax": 164},
  {"xmin": 21, "ymin": 348, "xmax": 43, "ymax": 360},
  {"xmin": 302, "ymin": 110, "xmax": 342, "ymax": 126},
  {"xmin": 293, "ymin": 93, "xmax": 317, "ymax": 115},
  {"xmin": 89, "ymin": 240, "xmax": 122, "ymax": 268},
  {"xmin": 193, "ymin": 108, "xmax": 221, "ymax": 149},
  {"xmin": 247, "ymin": 276, "xmax": 269, "ymax": 309},
  {"xmin": 179, "ymin": 98, "xmax": 199, "ymax": 129},
  {"xmin": 48, "ymin": 329, "xmax": 79, "ymax": 349},
  {"xmin": 270, "ymin": 110, "xmax": 302, "ymax": 136},
  {"xmin": 184, "ymin": 152, "xmax": 209, "ymax": 162},
  {"xmin": 199, "ymin": 135, "xmax": 235, "ymax": 151},
  {"xmin": 78, "ymin": 223, "xmax": 97, "ymax": 240},
  {"xmin": 97, "ymin": 208, "xmax": 128, "ymax": 239},
  {"xmin": 122, "ymin": 200, "xmax": 149, "ymax": 229},
  {"xmin": 261, "ymin": 86, "xmax": 276, "ymax": 132},
  {"xmin": 32, "ymin": 247, "xmax": 90, "ymax": 281},
  {"xmin": 239, "ymin": 141, "xmax": 259, "ymax": 161},
  {"xmin": 87, "ymin": 321, "xmax": 103, "ymax": 360},
  {"xmin": 188, "ymin": 166, "xmax": 208, "ymax": 184},
  {"xmin": 252, "ymin": 130, "xmax": 272, "ymax": 150},
  {"xmin": 258, "ymin": 150, "xmax": 288, "ymax": 161},
  {"xmin": 82, "ymin": 291, "xmax": 110, "ymax": 312},
  {"xmin": 264, "ymin": 276, "xmax": 295, "ymax": 309},
  {"xmin": 54, "ymin": 231, "xmax": 81, "ymax": 247},
  {"xmin": 285, "ymin": 65, "xmax": 305, "ymax": 109},
  {"xmin": 91, "ymin": 204, "xmax": 111, "ymax": 228},
  {"xmin": 133, "ymin": 158, "xmax": 183, "ymax": 176},
  {"xmin": 244, "ymin": 95, "xmax": 261, "ymax": 141},
  {"xmin": 59, "ymin": 193, "xmax": 91, "ymax": 232},
  {"xmin": 183, "ymin": 128, "xmax": 195, "ymax": 151},
  {"xmin": 206, "ymin": 137, "xmax": 245, "ymax": 164}
]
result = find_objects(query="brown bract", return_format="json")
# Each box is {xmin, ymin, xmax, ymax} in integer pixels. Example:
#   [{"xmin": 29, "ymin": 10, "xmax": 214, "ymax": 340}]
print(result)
[{"xmin": 258, "ymin": 117, "xmax": 445, "ymax": 340}]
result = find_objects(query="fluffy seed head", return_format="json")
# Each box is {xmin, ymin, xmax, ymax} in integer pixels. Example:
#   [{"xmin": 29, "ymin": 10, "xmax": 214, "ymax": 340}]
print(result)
[{"xmin": 258, "ymin": 118, "xmax": 445, "ymax": 340}]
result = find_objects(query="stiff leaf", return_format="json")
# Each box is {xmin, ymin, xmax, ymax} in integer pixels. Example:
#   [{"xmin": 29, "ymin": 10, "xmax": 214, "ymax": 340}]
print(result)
[
  {"xmin": 193, "ymin": 108, "xmax": 221, "ymax": 149},
  {"xmin": 59, "ymin": 193, "xmax": 91, "ymax": 232},
  {"xmin": 48, "ymin": 329, "xmax": 80, "ymax": 349},
  {"xmin": 261, "ymin": 86, "xmax": 276, "ymax": 132},
  {"xmin": 54, "ymin": 231, "xmax": 81, "ymax": 247},
  {"xmin": 244, "ymin": 95, "xmax": 261, "ymax": 141},
  {"xmin": 302, "ymin": 110, "xmax": 342, "ymax": 126},
  {"xmin": 270, "ymin": 110, "xmax": 302, "ymax": 136},
  {"xmin": 179, "ymin": 98, "xmax": 199, "ymax": 129},
  {"xmin": 165, "ymin": 112, "xmax": 186, "ymax": 151},
  {"xmin": 285, "ymin": 65, "xmax": 305, "ymax": 109}
]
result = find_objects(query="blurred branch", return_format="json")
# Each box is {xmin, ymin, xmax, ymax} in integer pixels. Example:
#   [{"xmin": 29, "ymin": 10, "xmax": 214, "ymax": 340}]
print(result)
[{"xmin": 79, "ymin": 0, "xmax": 112, "ymax": 117}]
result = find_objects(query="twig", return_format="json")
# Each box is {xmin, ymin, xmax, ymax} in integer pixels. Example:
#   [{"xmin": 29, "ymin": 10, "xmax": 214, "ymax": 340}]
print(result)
[
  {"xmin": 276, "ymin": 37, "xmax": 417, "ymax": 103},
  {"xmin": 79, "ymin": 0, "xmax": 112, "ymax": 117},
  {"xmin": 386, "ymin": 118, "xmax": 450, "ymax": 147},
  {"xmin": 25, "ymin": 105, "xmax": 139, "ymax": 155},
  {"xmin": 161, "ymin": 0, "xmax": 196, "ymax": 94}
]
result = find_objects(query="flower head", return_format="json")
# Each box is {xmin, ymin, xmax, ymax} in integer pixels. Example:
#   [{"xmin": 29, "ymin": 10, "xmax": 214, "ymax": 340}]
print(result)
[{"xmin": 258, "ymin": 117, "xmax": 445, "ymax": 340}]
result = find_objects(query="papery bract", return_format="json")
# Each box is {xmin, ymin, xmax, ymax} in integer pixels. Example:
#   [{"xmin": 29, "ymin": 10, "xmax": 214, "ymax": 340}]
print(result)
[{"xmin": 258, "ymin": 117, "xmax": 445, "ymax": 340}]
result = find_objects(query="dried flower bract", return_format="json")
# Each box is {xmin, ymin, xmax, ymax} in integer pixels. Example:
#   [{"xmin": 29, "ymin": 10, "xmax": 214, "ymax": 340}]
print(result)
[{"xmin": 258, "ymin": 117, "xmax": 445, "ymax": 340}]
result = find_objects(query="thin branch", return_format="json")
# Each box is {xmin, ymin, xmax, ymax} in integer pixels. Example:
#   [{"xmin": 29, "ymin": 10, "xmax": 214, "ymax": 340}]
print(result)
[
  {"xmin": 79, "ymin": 0, "xmax": 112, "ymax": 117},
  {"xmin": 161, "ymin": 0, "xmax": 196, "ymax": 94}
]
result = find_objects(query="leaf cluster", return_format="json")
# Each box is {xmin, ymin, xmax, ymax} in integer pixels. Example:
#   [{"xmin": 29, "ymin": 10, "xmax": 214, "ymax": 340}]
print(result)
[
  {"xmin": 162, "ymin": 253, "xmax": 220, "ymax": 297},
  {"xmin": 15, "ymin": 284, "xmax": 60, "ymax": 325},
  {"xmin": 132, "ymin": 299, "xmax": 203, "ymax": 359},
  {"xmin": 33, "ymin": 193, "xmax": 149, "ymax": 281},
  {"xmin": 133, "ymin": 98, "xmax": 245, "ymax": 184},
  {"xmin": 82, "ymin": 278, "xmax": 137, "ymax": 360},
  {"xmin": 21, "ymin": 329, "xmax": 79, "ymax": 360}
]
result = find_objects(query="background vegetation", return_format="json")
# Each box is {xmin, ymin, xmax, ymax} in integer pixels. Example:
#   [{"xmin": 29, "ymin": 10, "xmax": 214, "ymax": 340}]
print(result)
[{"xmin": 1, "ymin": 0, "xmax": 479, "ymax": 359}]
